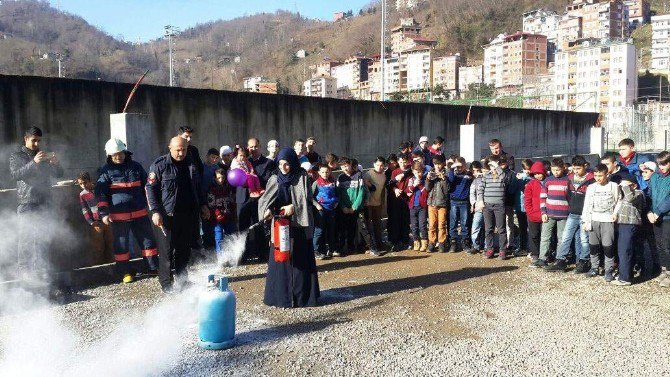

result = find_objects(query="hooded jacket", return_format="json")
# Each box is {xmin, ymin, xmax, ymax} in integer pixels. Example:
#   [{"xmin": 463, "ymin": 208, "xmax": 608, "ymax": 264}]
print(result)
[{"xmin": 567, "ymin": 171, "xmax": 595, "ymax": 215}]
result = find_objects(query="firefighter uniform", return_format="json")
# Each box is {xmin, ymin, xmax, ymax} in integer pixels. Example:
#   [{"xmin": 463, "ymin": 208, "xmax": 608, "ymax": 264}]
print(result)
[
  {"xmin": 96, "ymin": 154, "xmax": 158, "ymax": 276},
  {"xmin": 146, "ymin": 153, "xmax": 205, "ymax": 291}
]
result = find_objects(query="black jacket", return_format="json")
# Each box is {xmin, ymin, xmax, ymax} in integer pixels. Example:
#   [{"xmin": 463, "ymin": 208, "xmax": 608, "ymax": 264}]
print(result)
[
  {"xmin": 146, "ymin": 153, "xmax": 205, "ymax": 217},
  {"xmin": 188, "ymin": 144, "xmax": 204, "ymax": 176},
  {"xmin": 9, "ymin": 146, "xmax": 64, "ymax": 211}
]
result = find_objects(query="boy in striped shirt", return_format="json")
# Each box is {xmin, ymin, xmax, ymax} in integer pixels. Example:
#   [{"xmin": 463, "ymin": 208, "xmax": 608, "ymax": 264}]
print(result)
[
  {"xmin": 77, "ymin": 171, "xmax": 113, "ymax": 265},
  {"xmin": 533, "ymin": 158, "xmax": 570, "ymax": 268}
]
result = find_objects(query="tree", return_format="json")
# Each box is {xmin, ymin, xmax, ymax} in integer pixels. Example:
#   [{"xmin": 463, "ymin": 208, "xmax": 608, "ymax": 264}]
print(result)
[
  {"xmin": 464, "ymin": 83, "xmax": 496, "ymax": 100},
  {"xmin": 359, "ymin": 9, "xmax": 364, "ymax": 16},
  {"xmin": 390, "ymin": 91, "xmax": 406, "ymax": 101},
  {"xmin": 432, "ymin": 84, "xmax": 450, "ymax": 101}
]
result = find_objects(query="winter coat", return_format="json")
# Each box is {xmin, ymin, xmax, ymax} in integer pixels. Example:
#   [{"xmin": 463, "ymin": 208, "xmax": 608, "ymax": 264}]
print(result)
[
  {"xmin": 567, "ymin": 172, "xmax": 595, "ymax": 215},
  {"xmin": 614, "ymin": 185, "xmax": 645, "ymax": 225},
  {"xmin": 447, "ymin": 170, "xmax": 472, "ymax": 202},
  {"xmin": 337, "ymin": 171, "xmax": 366, "ymax": 211},
  {"xmin": 524, "ymin": 179, "xmax": 544, "ymax": 223},
  {"xmin": 9, "ymin": 145, "xmax": 64, "ymax": 211},
  {"xmin": 648, "ymin": 171, "xmax": 670, "ymax": 221},
  {"xmin": 146, "ymin": 153, "xmax": 206, "ymax": 217},
  {"xmin": 96, "ymin": 155, "xmax": 150, "ymax": 221},
  {"xmin": 426, "ymin": 171, "xmax": 449, "ymax": 207},
  {"xmin": 406, "ymin": 173, "xmax": 429, "ymax": 209},
  {"xmin": 312, "ymin": 176, "xmax": 339, "ymax": 211},
  {"xmin": 619, "ymin": 152, "xmax": 650, "ymax": 190}
]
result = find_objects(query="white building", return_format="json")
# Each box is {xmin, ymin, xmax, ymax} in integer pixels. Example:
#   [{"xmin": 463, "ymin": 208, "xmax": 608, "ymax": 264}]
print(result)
[
  {"xmin": 303, "ymin": 76, "xmax": 337, "ymax": 98},
  {"xmin": 554, "ymin": 40, "xmax": 637, "ymax": 132},
  {"xmin": 458, "ymin": 65, "xmax": 484, "ymax": 93},
  {"xmin": 368, "ymin": 56, "xmax": 401, "ymax": 100},
  {"xmin": 523, "ymin": 9, "xmax": 561, "ymax": 62},
  {"xmin": 652, "ymin": 14, "xmax": 670, "ymax": 71},
  {"xmin": 331, "ymin": 56, "xmax": 370, "ymax": 98},
  {"xmin": 483, "ymin": 34, "xmax": 505, "ymax": 88},
  {"xmin": 400, "ymin": 47, "xmax": 432, "ymax": 91},
  {"xmin": 432, "ymin": 54, "xmax": 461, "ymax": 96}
]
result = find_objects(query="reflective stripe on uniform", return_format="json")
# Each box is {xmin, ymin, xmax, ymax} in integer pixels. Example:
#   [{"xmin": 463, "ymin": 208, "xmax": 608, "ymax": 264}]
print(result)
[
  {"xmin": 141, "ymin": 248, "xmax": 158, "ymax": 257},
  {"xmin": 114, "ymin": 252, "xmax": 131, "ymax": 262},
  {"xmin": 110, "ymin": 180, "xmax": 142, "ymax": 189}
]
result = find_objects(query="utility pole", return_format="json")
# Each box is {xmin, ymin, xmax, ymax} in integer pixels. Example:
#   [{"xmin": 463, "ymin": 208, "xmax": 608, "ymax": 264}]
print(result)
[
  {"xmin": 57, "ymin": 57, "xmax": 62, "ymax": 78},
  {"xmin": 164, "ymin": 25, "xmax": 179, "ymax": 87},
  {"xmin": 380, "ymin": 0, "xmax": 386, "ymax": 101}
]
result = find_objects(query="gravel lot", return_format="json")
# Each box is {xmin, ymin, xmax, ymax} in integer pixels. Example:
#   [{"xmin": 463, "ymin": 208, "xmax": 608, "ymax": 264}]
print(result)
[{"xmin": 1, "ymin": 249, "xmax": 669, "ymax": 376}]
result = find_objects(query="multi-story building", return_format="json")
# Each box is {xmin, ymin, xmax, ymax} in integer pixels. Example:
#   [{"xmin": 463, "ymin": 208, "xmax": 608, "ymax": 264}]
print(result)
[
  {"xmin": 331, "ymin": 56, "xmax": 371, "ymax": 99},
  {"xmin": 554, "ymin": 39, "xmax": 637, "ymax": 131},
  {"xmin": 242, "ymin": 76, "xmax": 278, "ymax": 94},
  {"xmin": 522, "ymin": 67, "xmax": 556, "ymax": 110},
  {"xmin": 523, "ymin": 9, "xmax": 561, "ymax": 62},
  {"xmin": 310, "ymin": 60, "xmax": 342, "ymax": 77},
  {"xmin": 303, "ymin": 76, "xmax": 337, "ymax": 98},
  {"xmin": 390, "ymin": 18, "xmax": 437, "ymax": 54},
  {"xmin": 624, "ymin": 0, "xmax": 651, "ymax": 26},
  {"xmin": 400, "ymin": 46, "xmax": 433, "ymax": 92},
  {"xmin": 432, "ymin": 54, "xmax": 461, "ymax": 97},
  {"xmin": 367, "ymin": 56, "xmax": 401, "ymax": 100},
  {"xmin": 458, "ymin": 65, "xmax": 484, "ymax": 93},
  {"xmin": 559, "ymin": 0, "xmax": 628, "ymax": 50},
  {"xmin": 652, "ymin": 14, "xmax": 670, "ymax": 71},
  {"xmin": 484, "ymin": 32, "xmax": 547, "ymax": 94}
]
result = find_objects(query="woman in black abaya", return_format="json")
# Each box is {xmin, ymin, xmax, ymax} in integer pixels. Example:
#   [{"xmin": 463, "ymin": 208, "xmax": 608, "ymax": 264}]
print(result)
[{"xmin": 258, "ymin": 148, "xmax": 319, "ymax": 307}]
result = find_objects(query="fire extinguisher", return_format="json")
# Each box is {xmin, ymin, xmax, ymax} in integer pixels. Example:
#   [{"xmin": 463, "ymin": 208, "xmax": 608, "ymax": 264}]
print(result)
[{"xmin": 273, "ymin": 214, "xmax": 291, "ymax": 263}]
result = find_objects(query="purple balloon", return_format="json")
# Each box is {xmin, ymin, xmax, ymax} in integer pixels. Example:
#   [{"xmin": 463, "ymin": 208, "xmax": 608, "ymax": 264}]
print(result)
[{"xmin": 227, "ymin": 168, "xmax": 247, "ymax": 187}]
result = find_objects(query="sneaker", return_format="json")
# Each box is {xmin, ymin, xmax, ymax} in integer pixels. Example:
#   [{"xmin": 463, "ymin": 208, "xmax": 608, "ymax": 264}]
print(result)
[
  {"xmin": 484, "ymin": 249, "xmax": 495, "ymax": 259},
  {"xmin": 331, "ymin": 251, "xmax": 342, "ymax": 257},
  {"xmin": 604, "ymin": 271, "xmax": 615, "ymax": 282},
  {"xmin": 438, "ymin": 243, "xmax": 447, "ymax": 253},
  {"xmin": 574, "ymin": 260, "xmax": 590, "ymax": 274},
  {"xmin": 314, "ymin": 252, "xmax": 326, "ymax": 260},
  {"xmin": 427, "ymin": 243, "xmax": 436, "ymax": 253},
  {"xmin": 498, "ymin": 250, "xmax": 508, "ymax": 260},
  {"xmin": 513, "ymin": 249, "xmax": 528, "ymax": 257},
  {"xmin": 370, "ymin": 249, "xmax": 384, "ymax": 257},
  {"xmin": 611, "ymin": 279, "xmax": 631, "ymax": 286},
  {"xmin": 529, "ymin": 259, "xmax": 547, "ymax": 268},
  {"xmin": 467, "ymin": 248, "xmax": 479, "ymax": 255},
  {"xmin": 449, "ymin": 240, "xmax": 457, "ymax": 253},
  {"xmin": 545, "ymin": 259, "xmax": 568, "ymax": 273},
  {"xmin": 587, "ymin": 268, "xmax": 600, "ymax": 278},
  {"xmin": 462, "ymin": 239, "xmax": 472, "ymax": 251},
  {"xmin": 122, "ymin": 273, "xmax": 134, "ymax": 284}
]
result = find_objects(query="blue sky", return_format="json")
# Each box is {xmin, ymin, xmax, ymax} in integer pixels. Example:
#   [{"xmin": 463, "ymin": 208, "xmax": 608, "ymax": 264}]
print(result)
[{"xmin": 48, "ymin": 0, "xmax": 373, "ymax": 41}]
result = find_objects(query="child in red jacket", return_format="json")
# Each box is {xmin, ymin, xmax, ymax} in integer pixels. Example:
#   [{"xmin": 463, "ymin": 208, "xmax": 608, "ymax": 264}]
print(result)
[{"xmin": 524, "ymin": 161, "xmax": 546, "ymax": 263}]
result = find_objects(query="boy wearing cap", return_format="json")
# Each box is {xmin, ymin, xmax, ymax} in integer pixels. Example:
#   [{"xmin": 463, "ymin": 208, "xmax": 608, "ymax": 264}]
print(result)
[
  {"xmin": 647, "ymin": 151, "xmax": 670, "ymax": 287},
  {"xmin": 415, "ymin": 136, "xmax": 432, "ymax": 166},
  {"xmin": 524, "ymin": 161, "xmax": 547, "ymax": 263},
  {"xmin": 638, "ymin": 161, "xmax": 662, "ymax": 279},
  {"xmin": 612, "ymin": 174, "xmax": 646, "ymax": 286}
]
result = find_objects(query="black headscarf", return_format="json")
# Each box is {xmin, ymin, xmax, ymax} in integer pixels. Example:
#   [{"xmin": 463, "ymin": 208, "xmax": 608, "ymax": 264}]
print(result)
[{"xmin": 275, "ymin": 147, "xmax": 300, "ymax": 205}]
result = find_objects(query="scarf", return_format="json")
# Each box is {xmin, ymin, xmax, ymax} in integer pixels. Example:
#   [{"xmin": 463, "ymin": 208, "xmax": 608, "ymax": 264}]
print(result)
[{"xmin": 275, "ymin": 147, "xmax": 300, "ymax": 205}]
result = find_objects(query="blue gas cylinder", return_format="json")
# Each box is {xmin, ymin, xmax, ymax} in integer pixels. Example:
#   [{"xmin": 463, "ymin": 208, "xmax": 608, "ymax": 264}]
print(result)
[{"xmin": 198, "ymin": 274, "xmax": 236, "ymax": 350}]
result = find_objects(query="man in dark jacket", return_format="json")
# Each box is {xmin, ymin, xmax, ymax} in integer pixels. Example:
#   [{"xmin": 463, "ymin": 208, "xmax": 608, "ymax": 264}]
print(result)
[
  {"xmin": 9, "ymin": 127, "xmax": 64, "ymax": 296},
  {"xmin": 489, "ymin": 138, "xmax": 515, "ymax": 171},
  {"xmin": 237, "ymin": 137, "xmax": 277, "ymax": 261},
  {"xmin": 147, "ymin": 137, "xmax": 210, "ymax": 293}
]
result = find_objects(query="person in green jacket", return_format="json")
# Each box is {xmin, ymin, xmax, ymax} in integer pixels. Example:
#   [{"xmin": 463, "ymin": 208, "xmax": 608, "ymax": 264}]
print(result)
[{"xmin": 336, "ymin": 157, "xmax": 366, "ymax": 256}]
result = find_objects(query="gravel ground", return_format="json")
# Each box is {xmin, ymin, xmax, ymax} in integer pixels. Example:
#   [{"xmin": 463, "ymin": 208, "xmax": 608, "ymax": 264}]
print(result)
[{"xmin": 1, "ymin": 250, "xmax": 669, "ymax": 376}]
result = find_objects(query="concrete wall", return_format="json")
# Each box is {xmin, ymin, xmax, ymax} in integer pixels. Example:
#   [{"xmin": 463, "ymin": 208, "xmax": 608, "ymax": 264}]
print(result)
[{"xmin": 0, "ymin": 74, "xmax": 598, "ymax": 188}]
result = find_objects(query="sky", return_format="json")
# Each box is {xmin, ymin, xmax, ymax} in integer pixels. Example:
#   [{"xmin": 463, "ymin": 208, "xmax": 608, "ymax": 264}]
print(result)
[{"xmin": 47, "ymin": 0, "xmax": 373, "ymax": 42}]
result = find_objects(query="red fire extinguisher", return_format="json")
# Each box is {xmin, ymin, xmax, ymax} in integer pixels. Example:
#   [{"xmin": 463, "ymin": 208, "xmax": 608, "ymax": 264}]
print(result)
[{"xmin": 273, "ymin": 215, "xmax": 291, "ymax": 263}]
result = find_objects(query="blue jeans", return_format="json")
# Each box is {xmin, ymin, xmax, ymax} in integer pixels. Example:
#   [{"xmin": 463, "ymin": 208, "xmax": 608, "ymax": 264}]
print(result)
[
  {"xmin": 214, "ymin": 222, "xmax": 237, "ymax": 255},
  {"xmin": 313, "ymin": 209, "xmax": 337, "ymax": 253},
  {"xmin": 471, "ymin": 211, "xmax": 484, "ymax": 251},
  {"xmin": 555, "ymin": 214, "xmax": 589, "ymax": 262},
  {"xmin": 449, "ymin": 201, "xmax": 469, "ymax": 241}
]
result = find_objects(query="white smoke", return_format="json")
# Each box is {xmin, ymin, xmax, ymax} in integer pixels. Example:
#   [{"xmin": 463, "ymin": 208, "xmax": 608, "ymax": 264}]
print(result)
[{"xmin": 217, "ymin": 231, "xmax": 248, "ymax": 268}]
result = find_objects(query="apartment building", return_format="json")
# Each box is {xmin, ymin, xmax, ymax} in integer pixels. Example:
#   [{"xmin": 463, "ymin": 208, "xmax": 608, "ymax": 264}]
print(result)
[
  {"xmin": 331, "ymin": 56, "xmax": 371, "ymax": 98},
  {"xmin": 303, "ymin": 76, "xmax": 338, "ymax": 98},
  {"xmin": 367, "ymin": 56, "xmax": 401, "ymax": 100},
  {"xmin": 458, "ymin": 65, "xmax": 484, "ymax": 93},
  {"xmin": 523, "ymin": 9, "xmax": 561, "ymax": 61},
  {"xmin": 390, "ymin": 18, "xmax": 437, "ymax": 54},
  {"xmin": 652, "ymin": 14, "xmax": 670, "ymax": 71},
  {"xmin": 554, "ymin": 39, "xmax": 637, "ymax": 130},
  {"xmin": 242, "ymin": 76, "xmax": 278, "ymax": 94},
  {"xmin": 432, "ymin": 54, "xmax": 461, "ymax": 96},
  {"xmin": 559, "ymin": 0, "xmax": 628, "ymax": 50},
  {"xmin": 624, "ymin": 0, "xmax": 650, "ymax": 26},
  {"xmin": 400, "ymin": 47, "xmax": 433, "ymax": 92},
  {"xmin": 310, "ymin": 60, "xmax": 342, "ymax": 77},
  {"xmin": 484, "ymin": 32, "xmax": 548, "ymax": 94}
]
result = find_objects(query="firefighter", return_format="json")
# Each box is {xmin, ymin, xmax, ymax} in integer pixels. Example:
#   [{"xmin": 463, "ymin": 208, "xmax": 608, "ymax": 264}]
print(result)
[
  {"xmin": 96, "ymin": 138, "xmax": 159, "ymax": 284},
  {"xmin": 147, "ymin": 136, "xmax": 210, "ymax": 294}
]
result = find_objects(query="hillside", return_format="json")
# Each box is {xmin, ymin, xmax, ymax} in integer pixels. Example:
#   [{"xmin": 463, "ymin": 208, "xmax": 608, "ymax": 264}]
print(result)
[{"xmin": 1, "ymin": 0, "xmax": 670, "ymax": 94}]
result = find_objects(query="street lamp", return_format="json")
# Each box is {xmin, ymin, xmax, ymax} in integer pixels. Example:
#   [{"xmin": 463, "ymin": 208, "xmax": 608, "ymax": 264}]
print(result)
[{"xmin": 164, "ymin": 25, "xmax": 179, "ymax": 87}]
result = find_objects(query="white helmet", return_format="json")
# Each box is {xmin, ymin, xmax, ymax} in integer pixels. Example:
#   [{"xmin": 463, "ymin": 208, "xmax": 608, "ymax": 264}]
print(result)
[{"xmin": 105, "ymin": 138, "xmax": 127, "ymax": 155}]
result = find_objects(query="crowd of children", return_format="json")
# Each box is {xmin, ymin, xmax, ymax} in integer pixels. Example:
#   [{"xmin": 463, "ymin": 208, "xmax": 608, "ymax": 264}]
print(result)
[{"xmin": 77, "ymin": 135, "xmax": 670, "ymax": 288}]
